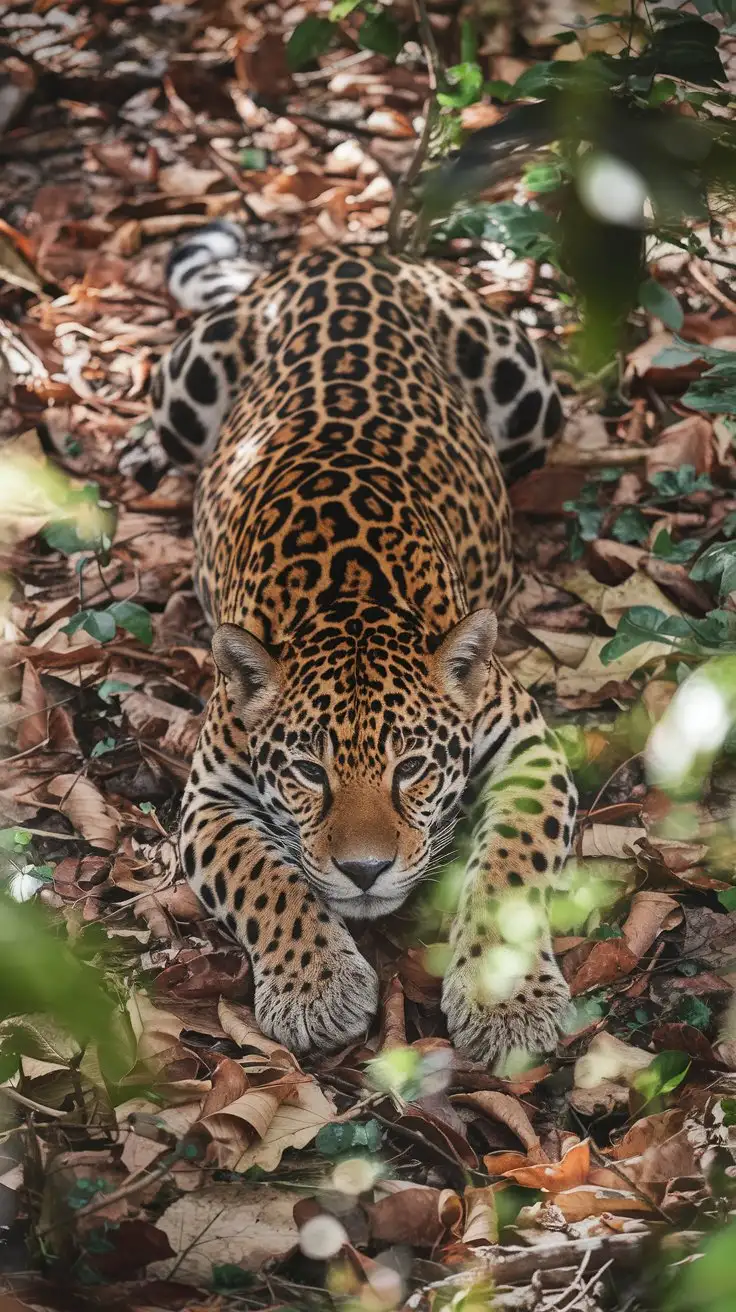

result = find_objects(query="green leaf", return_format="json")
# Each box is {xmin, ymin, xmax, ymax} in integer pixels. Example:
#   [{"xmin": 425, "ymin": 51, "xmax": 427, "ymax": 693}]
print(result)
[
  {"xmin": 90, "ymin": 737, "xmax": 116, "ymax": 759},
  {"xmin": 639, "ymin": 15, "xmax": 726, "ymax": 87},
  {"xmin": 84, "ymin": 610, "xmax": 119, "ymax": 643},
  {"xmin": 721, "ymin": 1096, "xmax": 736, "ymax": 1125},
  {"xmin": 524, "ymin": 162, "xmax": 566, "ymax": 194},
  {"xmin": 599, "ymin": 605, "xmax": 685, "ymax": 664},
  {"xmin": 212, "ymin": 1265, "xmax": 256, "ymax": 1292},
  {"xmin": 510, "ymin": 57, "xmax": 620, "ymax": 99},
  {"xmin": 286, "ymin": 16, "xmax": 335, "ymax": 70},
  {"xmin": 434, "ymin": 202, "xmax": 558, "ymax": 261},
  {"xmin": 648, "ymin": 76, "xmax": 678, "ymax": 105},
  {"xmin": 63, "ymin": 608, "xmax": 117, "ymax": 644},
  {"xmin": 107, "ymin": 601, "xmax": 153, "ymax": 647},
  {"xmin": 591, "ymin": 924, "xmax": 623, "ymax": 940},
  {"xmin": 330, "ymin": 0, "xmax": 361, "ymax": 17},
  {"xmin": 612, "ymin": 506, "xmax": 649, "ymax": 544},
  {"xmin": 438, "ymin": 61, "xmax": 484, "ymax": 109},
  {"xmin": 675, "ymin": 995, "xmax": 712, "ymax": 1029},
  {"xmin": 634, "ymin": 1050, "xmax": 690, "ymax": 1103},
  {"xmin": 0, "ymin": 892, "xmax": 116, "ymax": 1042},
  {"xmin": 639, "ymin": 278, "xmax": 684, "ymax": 331},
  {"xmin": 0, "ymin": 1049, "xmax": 19, "ymax": 1082},
  {"xmin": 653, "ymin": 342, "xmax": 702, "ymax": 369},
  {"xmin": 24, "ymin": 864, "xmax": 54, "ymax": 882},
  {"xmin": 667, "ymin": 1219, "xmax": 736, "ymax": 1311},
  {"xmin": 681, "ymin": 342, "xmax": 736, "ymax": 414},
  {"xmin": 0, "ymin": 829, "xmax": 31, "ymax": 852},
  {"xmin": 690, "ymin": 541, "xmax": 736, "ymax": 596},
  {"xmin": 651, "ymin": 529, "xmax": 699, "ymax": 563},
  {"xmin": 315, "ymin": 1120, "xmax": 382, "ymax": 1156},
  {"xmin": 358, "ymin": 10, "xmax": 403, "ymax": 60},
  {"xmin": 648, "ymin": 464, "xmax": 712, "ymax": 498},
  {"xmin": 240, "ymin": 148, "xmax": 268, "ymax": 171},
  {"xmin": 718, "ymin": 886, "xmax": 736, "ymax": 911},
  {"xmin": 96, "ymin": 679, "xmax": 133, "ymax": 703}
]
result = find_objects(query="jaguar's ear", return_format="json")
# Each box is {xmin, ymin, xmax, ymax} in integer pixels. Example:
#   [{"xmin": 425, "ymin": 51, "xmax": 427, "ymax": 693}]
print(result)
[
  {"xmin": 212, "ymin": 623, "xmax": 283, "ymax": 727},
  {"xmin": 434, "ymin": 609, "xmax": 497, "ymax": 710}
]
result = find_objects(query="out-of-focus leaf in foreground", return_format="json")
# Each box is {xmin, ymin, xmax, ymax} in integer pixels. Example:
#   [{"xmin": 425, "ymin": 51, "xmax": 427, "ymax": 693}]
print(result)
[{"xmin": 0, "ymin": 891, "xmax": 115, "ymax": 1045}]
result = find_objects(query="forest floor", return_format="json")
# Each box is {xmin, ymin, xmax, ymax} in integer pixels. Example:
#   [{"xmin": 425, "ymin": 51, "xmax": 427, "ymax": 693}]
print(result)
[{"xmin": 2, "ymin": 2, "xmax": 736, "ymax": 1311}]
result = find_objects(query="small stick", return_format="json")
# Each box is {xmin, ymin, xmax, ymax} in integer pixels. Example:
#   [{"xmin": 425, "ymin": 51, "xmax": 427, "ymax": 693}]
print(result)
[{"xmin": 387, "ymin": 0, "xmax": 443, "ymax": 253}]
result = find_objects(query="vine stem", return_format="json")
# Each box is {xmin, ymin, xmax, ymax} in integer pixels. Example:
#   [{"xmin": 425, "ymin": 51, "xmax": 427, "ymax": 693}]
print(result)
[{"xmin": 387, "ymin": 0, "xmax": 443, "ymax": 254}]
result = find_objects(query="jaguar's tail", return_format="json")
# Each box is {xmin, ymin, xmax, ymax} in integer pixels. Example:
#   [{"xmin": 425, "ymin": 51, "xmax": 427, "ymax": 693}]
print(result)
[{"xmin": 165, "ymin": 220, "xmax": 270, "ymax": 313}]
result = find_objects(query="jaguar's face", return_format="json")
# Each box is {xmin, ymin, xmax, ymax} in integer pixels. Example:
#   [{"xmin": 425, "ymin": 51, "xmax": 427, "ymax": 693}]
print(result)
[{"xmin": 212, "ymin": 610, "xmax": 497, "ymax": 918}]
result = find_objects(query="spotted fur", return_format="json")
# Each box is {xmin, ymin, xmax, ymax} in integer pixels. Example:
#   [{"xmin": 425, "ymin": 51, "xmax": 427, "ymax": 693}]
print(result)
[{"xmin": 151, "ymin": 226, "xmax": 577, "ymax": 1061}]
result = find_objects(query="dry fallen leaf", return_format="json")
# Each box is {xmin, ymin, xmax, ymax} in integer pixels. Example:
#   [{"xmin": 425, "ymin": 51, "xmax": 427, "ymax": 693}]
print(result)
[
  {"xmin": 151, "ymin": 1183, "xmax": 304, "ymax": 1281},
  {"xmin": 452, "ymin": 1091, "xmax": 541, "ymax": 1154},
  {"xmin": 462, "ymin": 1186, "xmax": 498, "ymax": 1245},
  {"xmin": 366, "ymin": 1186, "xmax": 461, "ymax": 1246},
  {"xmin": 43, "ymin": 773, "xmax": 120, "ymax": 851},
  {"xmin": 502, "ymin": 1138, "xmax": 590, "ymax": 1192},
  {"xmin": 621, "ymin": 891, "xmax": 679, "ymax": 959}
]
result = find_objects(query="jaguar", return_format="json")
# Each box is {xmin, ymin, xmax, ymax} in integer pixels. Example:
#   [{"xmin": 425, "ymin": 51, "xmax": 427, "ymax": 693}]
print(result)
[{"xmin": 150, "ymin": 220, "xmax": 577, "ymax": 1061}]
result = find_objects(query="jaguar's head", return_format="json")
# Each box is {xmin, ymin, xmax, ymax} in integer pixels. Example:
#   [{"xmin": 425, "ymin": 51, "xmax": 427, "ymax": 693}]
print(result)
[{"xmin": 212, "ymin": 608, "xmax": 496, "ymax": 919}]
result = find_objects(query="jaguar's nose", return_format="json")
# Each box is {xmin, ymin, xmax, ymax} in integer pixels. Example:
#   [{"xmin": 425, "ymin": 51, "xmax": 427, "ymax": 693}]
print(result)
[{"xmin": 335, "ymin": 856, "xmax": 394, "ymax": 891}]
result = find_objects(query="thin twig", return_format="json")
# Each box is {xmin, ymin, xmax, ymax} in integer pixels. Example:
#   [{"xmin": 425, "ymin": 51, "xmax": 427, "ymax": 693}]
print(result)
[
  {"xmin": 387, "ymin": 0, "xmax": 443, "ymax": 253},
  {"xmin": 1, "ymin": 1088, "xmax": 66, "ymax": 1119},
  {"xmin": 67, "ymin": 1153, "xmax": 178, "ymax": 1224}
]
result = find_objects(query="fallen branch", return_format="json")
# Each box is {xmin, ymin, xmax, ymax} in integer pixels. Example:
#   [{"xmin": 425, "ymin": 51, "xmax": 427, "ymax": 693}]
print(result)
[{"xmin": 404, "ymin": 1232, "xmax": 653, "ymax": 1309}]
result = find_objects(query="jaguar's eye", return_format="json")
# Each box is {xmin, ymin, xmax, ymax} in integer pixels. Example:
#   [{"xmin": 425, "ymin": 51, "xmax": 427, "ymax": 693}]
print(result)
[
  {"xmin": 394, "ymin": 755, "xmax": 426, "ymax": 784},
  {"xmin": 293, "ymin": 759, "xmax": 328, "ymax": 787}
]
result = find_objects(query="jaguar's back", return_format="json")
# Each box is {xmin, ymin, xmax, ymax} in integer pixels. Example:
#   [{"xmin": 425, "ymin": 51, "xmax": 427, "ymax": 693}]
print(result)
[{"xmin": 151, "ymin": 227, "xmax": 576, "ymax": 1062}]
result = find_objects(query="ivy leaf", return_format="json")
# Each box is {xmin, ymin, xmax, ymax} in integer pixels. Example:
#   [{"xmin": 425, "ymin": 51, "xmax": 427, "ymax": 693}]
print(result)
[
  {"xmin": 315, "ymin": 1120, "xmax": 382, "ymax": 1156},
  {"xmin": 648, "ymin": 464, "xmax": 712, "ymax": 498},
  {"xmin": 612, "ymin": 506, "xmax": 649, "ymax": 544},
  {"xmin": 639, "ymin": 278, "xmax": 684, "ymax": 331},
  {"xmin": 651, "ymin": 529, "xmax": 700, "ymax": 563},
  {"xmin": 63, "ymin": 608, "xmax": 117, "ymax": 644},
  {"xmin": 107, "ymin": 600, "xmax": 153, "ymax": 647},
  {"xmin": 286, "ymin": 16, "xmax": 335, "ymax": 70},
  {"xmin": 687, "ymin": 608, "xmax": 736, "ymax": 647},
  {"xmin": 358, "ymin": 10, "xmax": 403, "ymax": 59},
  {"xmin": 599, "ymin": 605, "xmax": 689, "ymax": 664},
  {"xmin": 690, "ymin": 541, "xmax": 736, "ymax": 596},
  {"xmin": 681, "ymin": 344, "xmax": 736, "ymax": 413},
  {"xmin": 675, "ymin": 995, "xmax": 712, "ymax": 1030}
]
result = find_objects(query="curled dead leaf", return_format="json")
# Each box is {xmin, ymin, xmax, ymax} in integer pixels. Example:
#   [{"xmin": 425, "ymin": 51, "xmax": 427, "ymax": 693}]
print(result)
[
  {"xmin": 44, "ymin": 773, "xmax": 120, "ymax": 851},
  {"xmin": 462, "ymin": 1186, "xmax": 498, "ymax": 1245},
  {"xmin": 622, "ymin": 891, "xmax": 679, "ymax": 959},
  {"xmin": 503, "ymin": 1139, "xmax": 590, "ymax": 1193},
  {"xmin": 452, "ymin": 1091, "xmax": 541, "ymax": 1154}
]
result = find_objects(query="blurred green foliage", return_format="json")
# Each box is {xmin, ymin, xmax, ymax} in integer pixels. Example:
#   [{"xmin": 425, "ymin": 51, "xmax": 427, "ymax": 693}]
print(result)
[
  {"xmin": 666, "ymin": 1221, "xmax": 736, "ymax": 1312},
  {"xmin": 0, "ymin": 892, "xmax": 121, "ymax": 1072}
]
